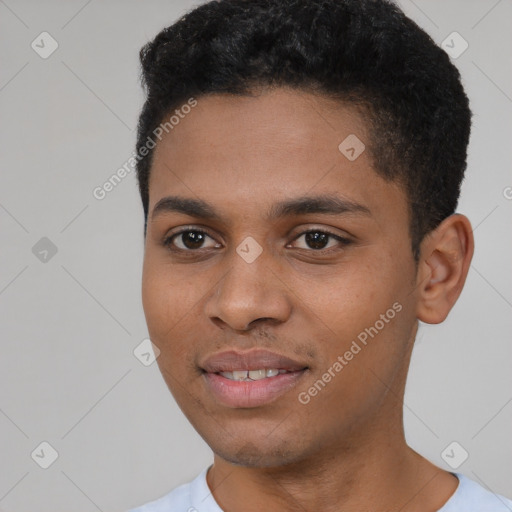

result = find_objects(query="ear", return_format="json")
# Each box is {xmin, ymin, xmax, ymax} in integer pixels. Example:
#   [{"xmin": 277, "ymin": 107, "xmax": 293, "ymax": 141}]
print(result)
[{"xmin": 415, "ymin": 214, "xmax": 474, "ymax": 324}]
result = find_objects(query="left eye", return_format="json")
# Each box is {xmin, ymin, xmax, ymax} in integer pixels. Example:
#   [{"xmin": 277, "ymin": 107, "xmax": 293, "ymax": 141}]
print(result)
[
  {"xmin": 164, "ymin": 230, "xmax": 220, "ymax": 251},
  {"xmin": 290, "ymin": 230, "xmax": 351, "ymax": 251}
]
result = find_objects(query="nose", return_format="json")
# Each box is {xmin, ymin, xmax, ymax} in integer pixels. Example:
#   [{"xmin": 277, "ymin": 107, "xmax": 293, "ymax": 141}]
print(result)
[{"xmin": 205, "ymin": 248, "xmax": 293, "ymax": 332}]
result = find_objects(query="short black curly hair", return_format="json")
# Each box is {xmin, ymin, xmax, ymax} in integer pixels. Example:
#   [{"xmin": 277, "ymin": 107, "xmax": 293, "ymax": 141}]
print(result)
[{"xmin": 135, "ymin": 0, "xmax": 471, "ymax": 260}]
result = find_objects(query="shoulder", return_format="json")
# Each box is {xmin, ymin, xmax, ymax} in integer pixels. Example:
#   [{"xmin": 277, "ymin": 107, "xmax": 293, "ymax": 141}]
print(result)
[
  {"xmin": 440, "ymin": 473, "xmax": 512, "ymax": 512},
  {"xmin": 126, "ymin": 467, "xmax": 213, "ymax": 512},
  {"xmin": 126, "ymin": 480, "xmax": 191, "ymax": 512}
]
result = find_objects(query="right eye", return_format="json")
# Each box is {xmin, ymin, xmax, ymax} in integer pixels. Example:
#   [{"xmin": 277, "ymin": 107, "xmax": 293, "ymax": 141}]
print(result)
[{"xmin": 163, "ymin": 228, "xmax": 222, "ymax": 252}]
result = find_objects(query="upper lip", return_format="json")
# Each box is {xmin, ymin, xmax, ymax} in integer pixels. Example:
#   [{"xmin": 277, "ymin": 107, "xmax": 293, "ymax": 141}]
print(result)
[{"xmin": 200, "ymin": 349, "xmax": 308, "ymax": 373}]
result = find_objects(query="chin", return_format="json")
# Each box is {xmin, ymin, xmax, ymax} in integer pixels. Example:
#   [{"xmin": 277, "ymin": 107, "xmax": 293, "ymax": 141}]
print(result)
[{"xmin": 211, "ymin": 436, "xmax": 308, "ymax": 468}]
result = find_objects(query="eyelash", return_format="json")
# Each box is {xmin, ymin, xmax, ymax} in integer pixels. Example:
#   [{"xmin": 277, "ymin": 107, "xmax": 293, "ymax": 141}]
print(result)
[{"xmin": 162, "ymin": 227, "xmax": 352, "ymax": 254}]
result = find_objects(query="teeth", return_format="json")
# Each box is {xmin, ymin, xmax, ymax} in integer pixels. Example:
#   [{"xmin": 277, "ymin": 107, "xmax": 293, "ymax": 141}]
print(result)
[
  {"xmin": 219, "ymin": 368, "xmax": 284, "ymax": 381},
  {"xmin": 232, "ymin": 370, "xmax": 248, "ymax": 381},
  {"xmin": 248, "ymin": 369, "xmax": 266, "ymax": 380}
]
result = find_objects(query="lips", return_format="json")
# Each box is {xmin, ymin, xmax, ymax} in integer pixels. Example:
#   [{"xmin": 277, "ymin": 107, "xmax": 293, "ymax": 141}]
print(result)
[
  {"xmin": 200, "ymin": 349, "xmax": 309, "ymax": 408},
  {"xmin": 201, "ymin": 349, "xmax": 308, "ymax": 373}
]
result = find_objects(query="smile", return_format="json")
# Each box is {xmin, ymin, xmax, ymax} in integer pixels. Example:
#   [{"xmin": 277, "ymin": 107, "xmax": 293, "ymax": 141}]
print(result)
[
  {"xmin": 219, "ymin": 368, "xmax": 289, "ymax": 381},
  {"xmin": 200, "ymin": 348, "xmax": 309, "ymax": 408}
]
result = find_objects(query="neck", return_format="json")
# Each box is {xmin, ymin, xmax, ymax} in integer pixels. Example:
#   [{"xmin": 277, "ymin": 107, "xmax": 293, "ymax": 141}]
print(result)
[{"xmin": 207, "ymin": 428, "xmax": 457, "ymax": 512}]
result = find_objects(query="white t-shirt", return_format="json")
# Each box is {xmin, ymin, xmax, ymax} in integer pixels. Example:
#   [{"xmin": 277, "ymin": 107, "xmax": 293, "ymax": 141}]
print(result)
[{"xmin": 127, "ymin": 466, "xmax": 512, "ymax": 512}]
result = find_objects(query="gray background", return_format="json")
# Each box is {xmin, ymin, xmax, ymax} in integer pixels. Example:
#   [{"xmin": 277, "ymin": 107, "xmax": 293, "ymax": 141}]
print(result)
[{"xmin": 0, "ymin": 0, "xmax": 511, "ymax": 510}]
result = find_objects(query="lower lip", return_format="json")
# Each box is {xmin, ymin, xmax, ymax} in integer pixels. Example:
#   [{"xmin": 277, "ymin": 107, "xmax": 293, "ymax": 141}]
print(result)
[{"xmin": 203, "ymin": 370, "xmax": 307, "ymax": 408}]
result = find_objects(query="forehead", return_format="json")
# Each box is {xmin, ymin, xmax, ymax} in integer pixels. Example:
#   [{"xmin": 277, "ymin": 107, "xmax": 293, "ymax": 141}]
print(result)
[
  {"xmin": 152, "ymin": 87, "xmax": 366, "ymax": 170},
  {"xmin": 148, "ymin": 87, "xmax": 407, "ymax": 225}
]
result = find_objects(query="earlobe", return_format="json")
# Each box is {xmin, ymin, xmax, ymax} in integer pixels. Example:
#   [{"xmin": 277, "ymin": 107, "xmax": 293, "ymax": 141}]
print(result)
[{"xmin": 416, "ymin": 214, "xmax": 474, "ymax": 324}]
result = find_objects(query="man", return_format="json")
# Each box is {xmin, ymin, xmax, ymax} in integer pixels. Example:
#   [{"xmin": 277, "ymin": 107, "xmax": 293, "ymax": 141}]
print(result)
[{"xmin": 128, "ymin": 0, "xmax": 512, "ymax": 510}]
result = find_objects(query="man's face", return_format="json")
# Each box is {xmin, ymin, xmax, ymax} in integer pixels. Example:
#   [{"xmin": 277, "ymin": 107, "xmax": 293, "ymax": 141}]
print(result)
[{"xmin": 142, "ymin": 87, "xmax": 420, "ymax": 466}]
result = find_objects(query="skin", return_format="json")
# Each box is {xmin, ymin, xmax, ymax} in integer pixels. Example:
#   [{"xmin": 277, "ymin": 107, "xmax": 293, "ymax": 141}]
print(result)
[{"xmin": 141, "ymin": 86, "xmax": 474, "ymax": 512}]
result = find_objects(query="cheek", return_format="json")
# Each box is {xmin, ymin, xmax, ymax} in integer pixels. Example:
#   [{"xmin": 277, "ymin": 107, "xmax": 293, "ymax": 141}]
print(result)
[
  {"xmin": 313, "ymin": 267, "xmax": 414, "ymax": 395},
  {"xmin": 301, "ymin": 253, "xmax": 414, "ymax": 374},
  {"xmin": 141, "ymin": 256, "xmax": 198, "ymax": 353},
  {"xmin": 142, "ymin": 261, "xmax": 204, "ymax": 403},
  {"xmin": 296, "ymin": 259, "xmax": 401, "ymax": 333}
]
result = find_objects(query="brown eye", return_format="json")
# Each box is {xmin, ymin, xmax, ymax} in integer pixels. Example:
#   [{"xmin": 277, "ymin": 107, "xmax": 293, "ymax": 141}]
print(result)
[
  {"xmin": 291, "ymin": 230, "xmax": 351, "ymax": 251},
  {"xmin": 164, "ymin": 230, "xmax": 220, "ymax": 251},
  {"xmin": 304, "ymin": 231, "xmax": 330, "ymax": 249}
]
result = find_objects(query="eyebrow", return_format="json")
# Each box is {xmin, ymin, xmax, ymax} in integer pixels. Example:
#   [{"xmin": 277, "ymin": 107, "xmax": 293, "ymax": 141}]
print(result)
[{"xmin": 151, "ymin": 194, "xmax": 371, "ymax": 222}]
